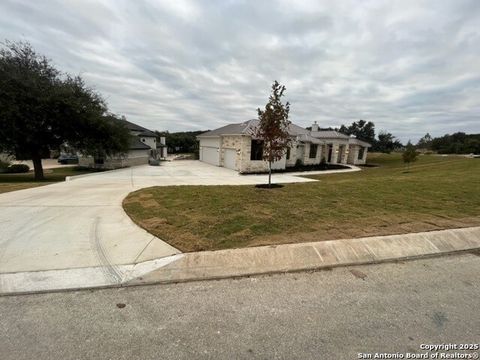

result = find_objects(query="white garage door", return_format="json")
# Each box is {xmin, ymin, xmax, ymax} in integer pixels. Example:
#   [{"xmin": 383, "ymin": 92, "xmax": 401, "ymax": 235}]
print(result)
[
  {"xmin": 224, "ymin": 149, "xmax": 237, "ymax": 170},
  {"xmin": 201, "ymin": 147, "xmax": 220, "ymax": 166}
]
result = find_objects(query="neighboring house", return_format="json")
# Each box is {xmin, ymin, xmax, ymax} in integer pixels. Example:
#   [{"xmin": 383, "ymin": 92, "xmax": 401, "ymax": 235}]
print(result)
[
  {"xmin": 197, "ymin": 120, "xmax": 371, "ymax": 173},
  {"xmin": 79, "ymin": 119, "xmax": 167, "ymax": 169}
]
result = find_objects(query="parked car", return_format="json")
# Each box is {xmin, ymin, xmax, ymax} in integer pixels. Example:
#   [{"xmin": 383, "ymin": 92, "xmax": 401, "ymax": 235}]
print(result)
[{"xmin": 57, "ymin": 154, "xmax": 79, "ymax": 164}]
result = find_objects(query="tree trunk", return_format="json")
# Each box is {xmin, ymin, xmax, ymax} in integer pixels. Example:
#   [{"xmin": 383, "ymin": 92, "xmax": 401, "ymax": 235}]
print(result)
[
  {"xmin": 268, "ymin": 160, "xmax": 272, "ymax": 187},
  {"xmin": 32, "ymin": 155, "xmax": 44, "ymax": 181}
]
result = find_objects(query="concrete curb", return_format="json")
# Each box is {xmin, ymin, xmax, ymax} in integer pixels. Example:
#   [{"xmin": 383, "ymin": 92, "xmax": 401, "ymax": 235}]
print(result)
[
  {"xmin": 125, "ymin": 226, "xmax": 480, "ymax": 287},
  {"xmin": 1, "ymin": 226, "xmax": 479, "ymax": 296}
]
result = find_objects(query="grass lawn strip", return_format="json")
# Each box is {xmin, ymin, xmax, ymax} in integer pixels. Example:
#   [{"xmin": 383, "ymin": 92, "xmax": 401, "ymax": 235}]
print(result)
[{"xmin": 0, "ymin": 167, "xmax": 100, "ymax": 194}]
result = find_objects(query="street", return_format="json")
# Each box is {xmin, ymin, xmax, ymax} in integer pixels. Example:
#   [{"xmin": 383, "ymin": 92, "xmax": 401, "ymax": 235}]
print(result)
[{"xmin": 1, "ymin": 253, "xmax": 479, "ymax": 360}]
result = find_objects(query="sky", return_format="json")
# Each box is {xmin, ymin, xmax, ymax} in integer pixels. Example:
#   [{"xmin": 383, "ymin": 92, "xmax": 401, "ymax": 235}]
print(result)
[{"xmin": 1, "ymin": 0, "xmax": 479, "ymax": 142}]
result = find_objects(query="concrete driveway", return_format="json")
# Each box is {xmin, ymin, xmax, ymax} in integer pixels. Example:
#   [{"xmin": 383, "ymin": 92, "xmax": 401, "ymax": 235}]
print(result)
[{"xmin": 1, "ymin": 160, "xmax": 340, "ymax": 276}]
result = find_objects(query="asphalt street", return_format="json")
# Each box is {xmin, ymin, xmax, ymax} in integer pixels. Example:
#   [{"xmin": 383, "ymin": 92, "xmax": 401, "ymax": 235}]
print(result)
[{"xmin": 1, "ymin": 253, "xmax": 479, "ymax": 360}]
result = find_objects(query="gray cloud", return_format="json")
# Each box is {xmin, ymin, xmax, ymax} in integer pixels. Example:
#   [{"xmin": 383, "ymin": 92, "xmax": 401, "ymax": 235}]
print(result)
[{"xmin": 1, "ymin": 0, "xmax": 479, "ymax": 142}]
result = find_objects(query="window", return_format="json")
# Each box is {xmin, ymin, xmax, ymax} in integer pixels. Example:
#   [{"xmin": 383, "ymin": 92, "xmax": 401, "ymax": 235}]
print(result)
[
  {"xmin": 250, "ymin": 140, "xmax": 264, "ymax": 160},
  {"xmin": 141, "ymin": 138, "xmax": 145, "ymax": 142},
  {"xmin": 309, "ymin": 144, "xmax": 318, "ymax": 158},
  {"xmin": 358, "ymin": 147, "xmax": 365, "ymax": 160},
  {"xmin": 286, "ymin": 147, "xmax": 290, "ymax": 160}
]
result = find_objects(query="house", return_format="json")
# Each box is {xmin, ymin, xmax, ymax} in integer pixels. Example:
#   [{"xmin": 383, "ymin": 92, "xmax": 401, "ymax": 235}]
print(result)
[
  {"xmin": 197, "ymin": 120, "xmax": 371, "ymax": 173},
  {"xmin": 79, "ymin": 119, "xmax": 167, "ymax": 169}
]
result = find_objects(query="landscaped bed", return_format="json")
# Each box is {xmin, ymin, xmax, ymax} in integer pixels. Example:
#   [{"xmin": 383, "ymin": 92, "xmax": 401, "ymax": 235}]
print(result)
[
  {"xmin": 0, "ymin": 166, "xmax": 102, "ymax": 194},
  {"xmin": 240, "ymin": 162, "xmax": 350, "ymax": 174},
  {"xmin": 123, "ymin": 153, "xmax": 480, "ymax": 252}
]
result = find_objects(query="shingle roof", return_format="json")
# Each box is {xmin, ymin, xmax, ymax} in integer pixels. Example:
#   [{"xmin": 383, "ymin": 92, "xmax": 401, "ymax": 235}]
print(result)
[
  {"xmin": 197, "ymin": 119, "xmax": 310, "ymax": 138},
  {"xmin": 118, "ymin": 119, "xmax": 157, "ymax": 137},
  {"xmin": 348, "ymin": 137, "xmax": 372, "ymax": 147},
  {"xmin": 197, "ymin": 119, "xmax": 371, "ymax": 147},
  {"xmin": 129, "ymin": 137, "xmax": 152, "ymax": 150},
  {"xmin": 310, "ymin": 130, "xmax": 351, "ymax": 140},
  {"xmin": 297, "ymin": 134, "xmax": 325, "ymax": 144}
]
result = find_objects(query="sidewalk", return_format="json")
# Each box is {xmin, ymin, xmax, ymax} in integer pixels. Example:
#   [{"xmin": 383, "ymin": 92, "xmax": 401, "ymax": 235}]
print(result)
[{"xmin": 1, "ymin": 226, "xmax": 479, "ymax": 295}]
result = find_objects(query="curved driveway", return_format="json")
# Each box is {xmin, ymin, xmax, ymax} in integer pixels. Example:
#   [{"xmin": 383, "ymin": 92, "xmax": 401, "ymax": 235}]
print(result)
[{"xmin": 0, "ymin": 161, "xmax": 350, "ymax": 274}]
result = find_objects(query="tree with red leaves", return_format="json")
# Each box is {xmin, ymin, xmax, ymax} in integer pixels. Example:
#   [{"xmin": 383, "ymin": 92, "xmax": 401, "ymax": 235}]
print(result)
[{"xmin": 256, "ymin": 81, "xmax": 291, "ymax": 187}]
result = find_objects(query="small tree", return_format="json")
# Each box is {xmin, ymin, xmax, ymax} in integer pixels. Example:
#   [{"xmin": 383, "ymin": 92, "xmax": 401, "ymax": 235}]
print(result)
[
  {"xmin": 402, "ymin": 141, "xmax": 418, "ymax": 171},
  {"xmin": 0, "ymin": 41, "xmax": 130, "ymax": 180},
  {"xmin": 256, "ymin": 81, "xmax": 291, "ymax": 187}
]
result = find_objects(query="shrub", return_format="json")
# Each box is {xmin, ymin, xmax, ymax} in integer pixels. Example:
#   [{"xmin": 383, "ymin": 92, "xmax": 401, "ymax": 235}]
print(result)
[
  {"xmin": 6, "ymin": 164, "xmax": 30, "ymax": 173},
  {"xmin": 0, "ymin": 159, "xmax": 10, "ymax": 170},
  {"xmin": 319, "ymin": 157, "xmax": 327, "ymax": 169}
]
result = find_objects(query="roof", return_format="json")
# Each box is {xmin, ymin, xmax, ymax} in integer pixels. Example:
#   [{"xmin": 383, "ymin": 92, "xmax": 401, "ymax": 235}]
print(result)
[
  {"xmin": 197, "ymin": 119, "xmax": 371, "ymax": 147},
  {"xmin": 310, "ymin": 130, "xmax": 351, "ymax": 140},
  {"xmin": 297, "ymin": 134, "xmax": 325, "ymax": 145},
  {"xmin": 118, "ymin": 118, "xmax": 157, "ymax": 137},
  {"xmin": 197, "ymin": 119, "xmax": 310, "ymax": 138},
  {"xmin": 348, "ymin": 137, "xmax": 372, "ymax": 147},
  {"xmin": 129, "ymin": 137, "xmax": 152, "ymax": 150}
]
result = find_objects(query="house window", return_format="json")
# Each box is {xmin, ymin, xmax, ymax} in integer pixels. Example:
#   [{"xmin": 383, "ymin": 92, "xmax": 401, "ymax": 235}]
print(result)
[
  {"xmin": 286, "ymin": 147, "xmax": 290, "ymax": 160},
  {"xmin": 358, "ymin": 147, "xmax": 365, "ymax": 160},
  {"xmin": 309, "ymin": 144, "xmax": 318, "ymax": 158},
  {"xmin": 141, "ymin": 138, "xmax": 145, "ymax": 142},
  {"xmin": 250, "ymin": 140, "xmax": 264, "ymax": 160}
]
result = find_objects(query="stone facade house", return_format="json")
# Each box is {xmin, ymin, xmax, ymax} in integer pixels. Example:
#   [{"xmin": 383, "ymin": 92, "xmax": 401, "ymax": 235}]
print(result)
[
  {"xmin": 79, "ymin": 119, "xmax": 167, "ymax": 169},
  {"xmin": 197, "ymin": 119, "xmax": 371, "ymax": 173}
]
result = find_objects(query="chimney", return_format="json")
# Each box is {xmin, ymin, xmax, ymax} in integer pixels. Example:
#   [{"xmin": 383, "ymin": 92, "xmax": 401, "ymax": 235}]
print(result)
[{"xmin": 311, "ymin": 121, "xmax": 319, "ymax": 132}]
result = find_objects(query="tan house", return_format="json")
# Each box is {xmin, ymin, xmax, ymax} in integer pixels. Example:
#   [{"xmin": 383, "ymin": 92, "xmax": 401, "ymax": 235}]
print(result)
[
  {"xmin": 79, "ymin": 119, "xmax": 167, "ymax": 169},
  {"xmin": 197, "ymin": 120, "xmax": 371, "ymax": 173}
]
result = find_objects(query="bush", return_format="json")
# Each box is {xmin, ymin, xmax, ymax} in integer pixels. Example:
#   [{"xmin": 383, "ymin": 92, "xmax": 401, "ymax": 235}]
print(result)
[
  {"xmin": 6, "ymin": 164, "xmax": 30, "ymax": 173},
  {"xmin": 0, "ymin": 159, "xmax": 10, "ymax": 172},
  {"xmin": 319, "ymin": 157, "xmax": 327, "ymax": 170}
]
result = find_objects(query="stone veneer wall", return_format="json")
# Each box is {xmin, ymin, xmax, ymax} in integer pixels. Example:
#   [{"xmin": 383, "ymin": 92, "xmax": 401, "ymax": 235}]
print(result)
[
  {"xmin": 302, "ymin": 142, "xmax": 323, "ymax": 165},
  {"xmin": 238, "ymin": 135, "xmax": 272, "ymax": 173},
  {"xmin": 285, "ymin": 141, "xmax": 298, "ymax": 167},
  {"xmin": 220, "ymin": 135, "xmax": 243, "ymax": 170},
  {"xmin": 78, "ymin": 151, "xmax": 149, "ymax": 169},
  {"xmin": 346, "ymin": 144, "xmax": 368, "ymax": 165}
]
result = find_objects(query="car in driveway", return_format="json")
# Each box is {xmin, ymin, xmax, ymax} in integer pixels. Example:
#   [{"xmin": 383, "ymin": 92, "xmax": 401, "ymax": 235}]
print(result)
[{"xmin": 57, "ymin": 154, "xmax": 79, "ymax": 164}]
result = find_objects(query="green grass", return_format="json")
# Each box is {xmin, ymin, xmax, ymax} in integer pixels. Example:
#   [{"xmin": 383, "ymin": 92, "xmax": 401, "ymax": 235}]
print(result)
[
  {"xmin": 123, "ymin": 153, "xmax": 480, "ymax": 252},
  {"xmin": 0, "ymin": 167, "xmax": 99, "ymax": 194}
]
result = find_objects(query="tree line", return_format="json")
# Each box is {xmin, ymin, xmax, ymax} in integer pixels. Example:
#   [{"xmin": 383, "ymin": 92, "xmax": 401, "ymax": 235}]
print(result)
[
  {"xmin": 336, "ymin": 120, "xmax": 403, "ymax": 153},
  {"xmin": 155, "ymin": 130, "xmax": 205, "ymax": 154},
  {"xmin": 416, "ymin": 132, "xmax": 480, "ymax": 154}
]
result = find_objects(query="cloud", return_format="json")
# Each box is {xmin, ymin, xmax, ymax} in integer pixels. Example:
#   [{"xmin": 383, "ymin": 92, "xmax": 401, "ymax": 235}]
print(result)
[{"xmin": 1, "ymin": 0, "xmax": 479, "ymax": 142}]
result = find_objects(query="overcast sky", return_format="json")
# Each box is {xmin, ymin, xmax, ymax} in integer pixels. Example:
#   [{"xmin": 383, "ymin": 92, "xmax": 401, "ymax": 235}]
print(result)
[{"xmin": 1, "ymin": 0, "xmax": 479, "ymax": 142}]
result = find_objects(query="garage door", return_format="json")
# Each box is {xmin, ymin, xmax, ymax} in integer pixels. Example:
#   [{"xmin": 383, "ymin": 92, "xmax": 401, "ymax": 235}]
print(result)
[
  {"xmin": 224, "ymin": 149, "xmax": 237, "ymax": 170},
  {"xmin": 201, "ymin": 147, "xmax": 220, "ymax": 166}
]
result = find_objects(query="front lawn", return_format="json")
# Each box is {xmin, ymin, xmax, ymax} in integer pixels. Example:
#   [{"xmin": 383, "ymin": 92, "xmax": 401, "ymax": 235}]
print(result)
[
  {"xmin": 123, "ymin": 154, "xmax": 480, "ymax": 252},
  {"xmin": 0, "ymin": 167, "xmax": 99, "ymax": 194}
]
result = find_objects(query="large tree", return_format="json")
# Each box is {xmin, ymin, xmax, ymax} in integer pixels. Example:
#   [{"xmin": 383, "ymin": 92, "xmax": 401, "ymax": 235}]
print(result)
[
  {"xmin": 256, "ymin": 81, "xmax": 291, "ymax": 187},
  {"xmin": 339, "ymin": 120, "xmax": 375, "ymax": 144},
  {"xmin": 373, "ymin": 131, "xmax": 403, "ymax": 153},
  {"xmin": 416, "ymin": 133, "xmax": 433, "ymax": 149},
  {"xmin": 0, "ymin": 41, "xmax": 130, "ymax": 180}
]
